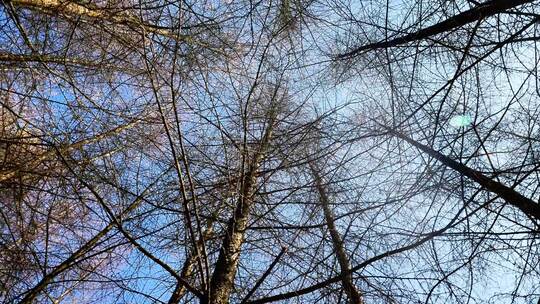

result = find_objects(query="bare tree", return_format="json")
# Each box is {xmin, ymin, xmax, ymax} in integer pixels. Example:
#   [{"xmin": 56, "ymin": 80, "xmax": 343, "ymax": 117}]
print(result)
[{"xmin": 2, "ymin": 0, "xmax": 540, "ymax": 303}]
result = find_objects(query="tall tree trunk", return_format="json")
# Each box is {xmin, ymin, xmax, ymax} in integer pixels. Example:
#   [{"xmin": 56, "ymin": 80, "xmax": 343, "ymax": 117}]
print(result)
[
  {"xmin": 208, "ymin": 117, "xmax": 275, "ymax": 304},
  {"xmin": 310, "ymin": 163, "xmax": 364, "ymax": 304}
]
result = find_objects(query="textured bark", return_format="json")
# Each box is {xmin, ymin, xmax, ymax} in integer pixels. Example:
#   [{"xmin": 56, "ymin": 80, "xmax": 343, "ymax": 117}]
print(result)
[
  {"xmin": 11, "ymin": 0, "xmax": 191, "ymax": 42},
  {"xmin": 208, "ymin": 162, "xmax": 261, "ymax": 303},
  {"xmin": 310, "ymin": 164, "xmax": 364, "ymax": 304},
  {"xmin": 208, "ymin": 119, "xmax": 275, "ymax": 304},
  {"xmin": 338, "ymin": 0, "xmax": 534, "ymax": 59}
]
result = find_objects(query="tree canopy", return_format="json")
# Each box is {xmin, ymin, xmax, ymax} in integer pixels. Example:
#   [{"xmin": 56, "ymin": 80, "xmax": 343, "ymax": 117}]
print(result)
[{"xmin": 1, "ymin": 0, "xmax": 539, "ymax": 303}]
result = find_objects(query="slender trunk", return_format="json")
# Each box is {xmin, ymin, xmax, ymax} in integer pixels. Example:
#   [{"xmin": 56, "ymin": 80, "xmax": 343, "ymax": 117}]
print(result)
[
  {"xmin": 386, "ymin": 127, "xmax": 540, "ymax": 221},
  {"xmin": 208, "ymin": 118, "xmax": 275, "ymax": 304},
  {"xmin": 310, "ymin": 163, "xmax": 364, "ymax": 304},
  {"xmin": 208, "ymin": 160, "xmax": 262, "ymax": 304}
]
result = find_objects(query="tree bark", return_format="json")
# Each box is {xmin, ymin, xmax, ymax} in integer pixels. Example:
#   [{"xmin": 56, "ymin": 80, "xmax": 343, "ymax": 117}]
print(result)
[
  {"xmin": 208, "ymin": 118, "xmax": 275, "ymax": 304},
  {"xmin": 11, "ymin": 0, "xmax": 191, "ymax": 42}
]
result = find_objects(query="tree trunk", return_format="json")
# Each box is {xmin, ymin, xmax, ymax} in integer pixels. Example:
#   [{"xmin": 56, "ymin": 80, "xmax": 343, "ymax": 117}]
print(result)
[
  {"xmin": 208, "ymin": 118, "xmax": 275, "ymax": 304},
  {"xmin": 386, "ymin": 127, "xmax": 540, "ymax": 221},
  {"xmin": 310, "ymin": 163, "xmax": 364, "ymax": 304}
]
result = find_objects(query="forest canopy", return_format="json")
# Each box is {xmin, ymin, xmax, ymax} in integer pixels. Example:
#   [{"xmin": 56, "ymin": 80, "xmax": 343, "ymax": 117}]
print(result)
[{"xmin": 1, "ymin": 0, "xmax": 539, "ymax": 303}]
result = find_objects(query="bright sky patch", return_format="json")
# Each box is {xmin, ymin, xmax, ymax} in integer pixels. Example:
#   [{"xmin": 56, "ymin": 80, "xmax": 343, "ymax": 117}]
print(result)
[{"xmin": 449, "ymin": 114, "xmax": 472, "ymax": 128}]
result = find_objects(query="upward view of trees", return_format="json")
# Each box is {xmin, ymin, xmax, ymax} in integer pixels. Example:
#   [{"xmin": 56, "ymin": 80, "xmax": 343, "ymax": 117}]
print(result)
[{"xmin": 1, "ymin": 0, "xmax": 539, "ymax": 303}]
